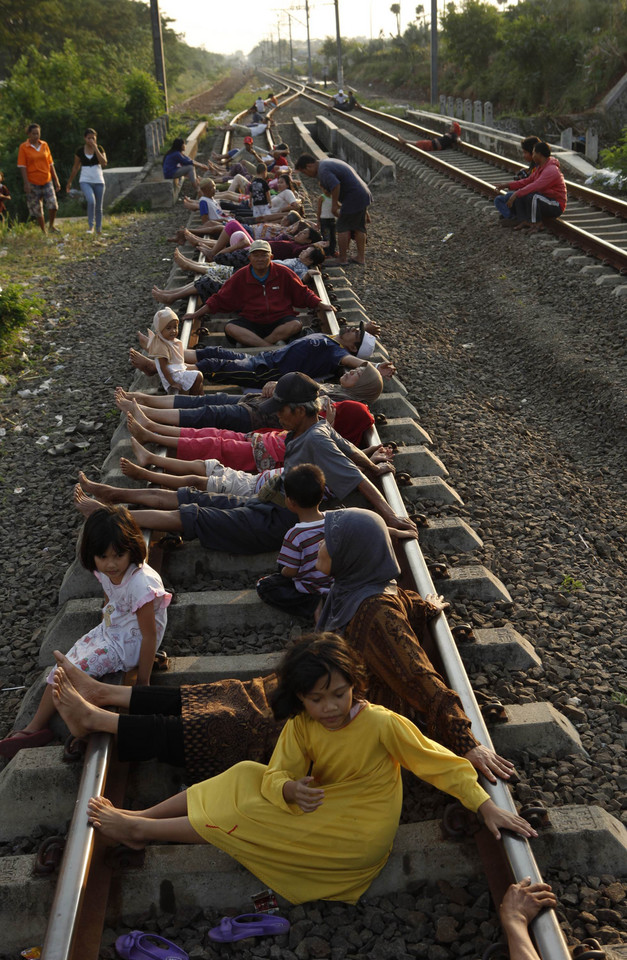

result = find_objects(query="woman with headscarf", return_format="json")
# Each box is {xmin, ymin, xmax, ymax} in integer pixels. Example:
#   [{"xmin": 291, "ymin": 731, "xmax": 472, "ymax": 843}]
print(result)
[
  {"xmin": 145, "ymin": 308, "xmax": 203, "ymax": 395},
  {"xmin": 51, "ymin": 508, "xmax": 513, "ymax": 787}
]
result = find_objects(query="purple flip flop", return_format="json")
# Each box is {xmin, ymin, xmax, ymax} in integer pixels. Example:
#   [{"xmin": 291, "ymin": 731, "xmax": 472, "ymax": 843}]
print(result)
[
  {"xmin": 115, "ymin": 930, "xmax": 188, "ymax": 960},
  {"xmin": 208, "ymin": 914, "xmax": 290, "ymax": 943}
]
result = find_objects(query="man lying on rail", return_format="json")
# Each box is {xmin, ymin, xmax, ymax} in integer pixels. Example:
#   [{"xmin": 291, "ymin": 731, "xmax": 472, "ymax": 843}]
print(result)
[{"xmin": 75, "ymin": 372, "xmax": 417, "ymax": 554}]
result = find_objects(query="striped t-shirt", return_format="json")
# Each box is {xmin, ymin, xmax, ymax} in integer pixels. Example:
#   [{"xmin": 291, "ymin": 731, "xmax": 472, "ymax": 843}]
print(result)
[{"xmin": 277, "ymin": 519, "xmax": 334, "ymax": 595}]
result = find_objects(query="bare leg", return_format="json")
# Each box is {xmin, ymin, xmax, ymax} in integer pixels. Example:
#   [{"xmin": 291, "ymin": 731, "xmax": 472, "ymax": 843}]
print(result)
[
  {"xmin": 353, "ymin": 231, "xmax": 366, "ymax": 264},
  {"xmin": 337, "ymin": 230, "xmax": 350, "ymax": 264},
  {"xmin": 53, "ymin": 651, "xmax": 132, "ymax": 708},
  {"xmin": 174, "ymin": 248, "xmax": 208, "ymax": 274},
  {"xmin": 151, "ymin": 284, "xmax": 195, "ymax": 304},
  {"xmin": 21, "ymin": 684, "xmax": 56, "ymax": 733},
  {"xmin": 128, "ymin": 439, "xmax": 206, "ymax": 476},
  {"xmin": 133, "ymin": 406, "xmax": 185, "ymax": 426},
  {"xmin": 127, "ymin": 411, "xmax": 181, "ymax": 446},
  {"xmin": 129, "ymin": 348, "xmax": 157, "ymax": 377},
  {"xmin": 120, "ymin": 458, "xmax": 206, "ymax": 492},
  {"xmin": 264, "ymin": 319, "xmax": 302, "ymax": 344},
  {"xmin": 53, "ymin": 668, "xmax": 120, "ymax": 737},
  {"xmin": 190, "ymin": 372, "xmax": 204, "ymax": 395},
  {"xmin": 78, "ymin": 472, "xmax": 180, "ymax": 509},
  {"xmin": 74, "ymin": 483, "xmax": 111, "ymax": 517},
  {"xmin": 224, "ymin": 322, "xmax": 273, "ymax": 348},
  {"xmin": 87, "ymin": 796, "xmax": 202, "ymax": 848},
  {"xmin": 114, "ymin": 388, "xmax": 177, "ymax": 411}
]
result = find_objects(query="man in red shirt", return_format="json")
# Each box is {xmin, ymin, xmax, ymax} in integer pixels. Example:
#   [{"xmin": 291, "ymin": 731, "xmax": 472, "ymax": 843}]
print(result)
[
  {"xmin": 17, "ymin": 124, "xmax": 61, "ymax": 234},
  {"xmin": 183, "ymin": 240, "xmax": 336, "ymax": 347}
]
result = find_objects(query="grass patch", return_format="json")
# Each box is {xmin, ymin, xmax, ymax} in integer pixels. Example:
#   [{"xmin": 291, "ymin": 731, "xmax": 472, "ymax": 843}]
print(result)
[{"xmin": 0, "ymin": 212, "xmax": 149, "ymax": 379}]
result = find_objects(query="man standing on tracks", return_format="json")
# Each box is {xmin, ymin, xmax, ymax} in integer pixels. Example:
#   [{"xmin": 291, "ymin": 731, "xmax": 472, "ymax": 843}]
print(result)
[
  {"xmin": 295, "ymin": 154, "xmax": 372, "ymax": 268},
  {"xmin": 17, "ymin": 123, "xmax": 61, "ymax": 234}
]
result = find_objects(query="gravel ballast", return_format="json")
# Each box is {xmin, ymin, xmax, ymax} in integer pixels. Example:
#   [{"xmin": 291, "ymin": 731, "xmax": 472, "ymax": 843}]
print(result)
[{"xmin": 0, "ymin": 106, "xmax": 625, "ymax": 957}]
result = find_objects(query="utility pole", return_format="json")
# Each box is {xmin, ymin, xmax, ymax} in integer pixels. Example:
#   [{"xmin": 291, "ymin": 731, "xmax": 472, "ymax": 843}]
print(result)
[
  {"xmin": 150, "ymin": 0, "xmax": 168, "ymax": 113},
  {"xmin": 288, "ymin": 14, "xmax": 294, "ymax": 75},
  {"xmin": 334, "ymin": 0, "xmax": 344, "ymax": 89},
  {"xmin": 277, "ymin": 18, "xmax": 282, "ymax": 69},
  {"xmin": 305, "ymin": 0, "xmax": 312, "ymax": 80},
  {"xmin": 430, "ymin": 0, "xmax": 438, "ymax": 104}
]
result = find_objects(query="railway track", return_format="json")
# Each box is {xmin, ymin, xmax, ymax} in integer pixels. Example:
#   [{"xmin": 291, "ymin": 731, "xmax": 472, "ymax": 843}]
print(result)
[
  {"xmin": 1, "ymin": 81, "xmax": 625, "ymax": 960},
  {"xmin": 265, "ymin": 73, "xmax": 627, "ymax": 278}
]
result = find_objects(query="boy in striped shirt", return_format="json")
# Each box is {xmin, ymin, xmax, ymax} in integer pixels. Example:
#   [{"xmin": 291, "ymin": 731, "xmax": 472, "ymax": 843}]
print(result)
[{"xmin": 256, "ymin": 464, "xmax": 333, "ymax": 620}]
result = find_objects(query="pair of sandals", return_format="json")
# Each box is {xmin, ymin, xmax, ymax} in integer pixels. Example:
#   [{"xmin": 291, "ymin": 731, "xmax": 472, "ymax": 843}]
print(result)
[{"xmin": 115, "ymin": 916, "xmax": 290, "ymax": 958}]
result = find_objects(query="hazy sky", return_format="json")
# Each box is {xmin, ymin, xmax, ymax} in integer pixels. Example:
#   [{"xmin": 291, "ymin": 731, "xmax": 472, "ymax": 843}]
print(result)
[{"xmin": 159, "ymin": 0, "xmax": 447, "ymax": 59}]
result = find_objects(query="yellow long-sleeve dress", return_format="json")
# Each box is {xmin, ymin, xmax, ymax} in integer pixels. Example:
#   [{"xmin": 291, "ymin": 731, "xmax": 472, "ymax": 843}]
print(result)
[{"xmin": 186, "ymin": 702, "xmax": 490, "ymax": 904}]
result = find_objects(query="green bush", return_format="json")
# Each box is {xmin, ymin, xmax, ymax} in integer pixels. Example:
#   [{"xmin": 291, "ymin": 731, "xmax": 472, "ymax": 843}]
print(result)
[{"xmin": 0, "ymin": 283, "xmax": 45, "ymax": 340}]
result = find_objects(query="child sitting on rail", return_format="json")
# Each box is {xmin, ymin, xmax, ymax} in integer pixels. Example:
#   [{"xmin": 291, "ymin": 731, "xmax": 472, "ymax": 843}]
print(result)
[
  {"xmin": 398, "ymin": 120, "xmax": 461, "ymax": 151},
  {"xmin": 0, "ymin": 506, "xmax": 171, "ymax": 759},
  {"xmin": 256, "ymin": 464, "xmax": 334, "ymax": 619},
  {"xmin": 146, "ymin": 308, "xmax": 203, "ymax": 395},
  {"xmin": 85, "ymin": 633, "xmax": 536, "ymax": 904}
]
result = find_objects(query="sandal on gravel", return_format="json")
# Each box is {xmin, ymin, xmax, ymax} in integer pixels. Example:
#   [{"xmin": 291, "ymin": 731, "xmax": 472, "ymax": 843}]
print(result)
[
  {"xmin": 208, "ymin": 914, "xmax": 290, "ymax": 943},
  {"xmin": 115, "ymin": 930, "xmax": 188, "ymax": 960},
  {"xmin": 65, "ymin": 421, "xmax": 103, "ymax": 435},
  {"xmin": 0, "ymin": 728, "xmax": 54, "ymax": 758}
]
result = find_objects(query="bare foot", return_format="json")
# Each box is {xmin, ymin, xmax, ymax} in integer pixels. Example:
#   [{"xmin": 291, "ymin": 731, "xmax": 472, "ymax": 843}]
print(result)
[
  {"xmin": 74, "ymin": 483, "xmax": 106, "ymax": 518},
  {"xmin": 151, "ymin": 286, "xmax": 179, "ymax": 305},
  {"xmin": 167, "ymin": 228, "xmax": 187, "ymax": 244},
  {"xmin": 114, "ymin": 388, "xmax": 133, "ymax": 413},
  {"xmin": 129, "ymin": 399, "xmax": 153, "ymax": 429},
  {"xmin": 77, "ymin": 470, "xmax": 117, "ymax": 503},
  {"xmin": 129, "ymin": 348, "xmax": 157, "ymax": 376},
  {"xmin": 173, "ymin": 248, "xmax": 192, "ymax": 270},
  {"xmin": 126, "ymin": 413, "xmax": 153, "ymax": 445},
  {"xmin": 120, "ymin": 457, "xmax": 149, "ymax": 482},
  {"xmin": 53, "ymin": 652, "xmax": 109, "ymax": 705},
  {"xmin": 53, "ymin": 667, "xmax": 101, "ymax": 737},
  {"xmin": 136, "ymin": 330, "xmax": 149, "ymax": 349},
  {"xmin": 87, "ymin": 796, "xmax": 145, "ymax": 850},
  {"xmin": 183, "ymin": 227, "xmax": 202, "ymax": 247},
  {"xmin": 130, "ymin": 436, "xmax": 153, "ymax": 467}
]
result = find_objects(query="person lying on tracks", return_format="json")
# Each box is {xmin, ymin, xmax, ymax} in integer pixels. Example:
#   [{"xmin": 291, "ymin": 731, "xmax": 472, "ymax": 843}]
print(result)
[
  {"xmin": 256, "ymin": 464, "xmax": 335, "ymax": 619},
  {"xmin": 398, "ymin": 120, "xmax": 461, "ymax": 152},
  {"xmin": 74, "ymin": 372, "xmax": 417, "ymax": 554},
  {"xmin": 500, "ymin": 878, "xmax": 557, "ymax": 960},
  {"xmin": 51, "ymin": 510, "xmax": 517, "ymax": 785},
  {"xmin": 118, "ymin": 397, "xmax": 377, "ymax": 489},
  {"xmin": 212, "ymin": 136, "xmax": 265, "ymax": 175},
  {"xmin": 173, "ymin": 218, "xmax": 253, "ymax": 265},
  {"xmin": 0, "ymin": 506, "xmax": 171, "ymax": 759},
  {"xmin": 492, "ymin": 136, "xmax": 541, "ymax": 221},
  {"xmin": 176, "ymin": 221, "xmax": 322, "ymax": 268},
  {"xmin": 128, "ymin": 323, "xmax": 388, "ymax": 388},
  {"xmin": 145, "ymin": 308, "xmax": 204, "ymax": 396},
  {"xmin": 151, "ymin": 245, "xmax": 325, "ymax": 306},
  {"xmin": 113, "ymin": 360, "xmax": 385, "ymax": 434},
  {"xmin": 81, "ymin": 633, "xmax": 532, "ymax": 904},
  {"xmin": 181, "ymin": 178, "xmax": 230, "ymax": 227},
  {"xmin": 506, "ymin": 141, "xmax": 567, "ymax": 232}
]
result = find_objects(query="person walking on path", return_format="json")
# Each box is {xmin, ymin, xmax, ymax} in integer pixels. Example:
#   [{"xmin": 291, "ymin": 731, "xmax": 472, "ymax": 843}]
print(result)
[
  {"xmin": 295, "ymin": 154, "xmax": 372, "ymax": 267},
  {"xmin": 66, "ymin": 127, "xmax": 108, "ymax": 235},
  {"xmin": 17, "ymin": 123, "xmax": 61, "ymax": 234}
]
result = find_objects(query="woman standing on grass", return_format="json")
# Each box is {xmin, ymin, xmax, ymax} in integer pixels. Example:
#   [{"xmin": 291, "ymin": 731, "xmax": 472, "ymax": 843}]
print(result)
[{"xmin": 66, "ymin": 128, "xmax": 107, "ymax": 235}]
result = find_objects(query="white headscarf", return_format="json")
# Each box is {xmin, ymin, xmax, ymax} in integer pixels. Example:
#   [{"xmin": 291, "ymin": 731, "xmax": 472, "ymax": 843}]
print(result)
[{"xmin": 146, "ymin": 308, "xmax": 184, "ymax": 364}]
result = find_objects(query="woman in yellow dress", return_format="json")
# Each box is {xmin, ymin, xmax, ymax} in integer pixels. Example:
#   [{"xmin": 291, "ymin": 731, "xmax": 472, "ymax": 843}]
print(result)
[{"xmin": 87, "ymin": 635, "xmax": 536, "ymax": 904}]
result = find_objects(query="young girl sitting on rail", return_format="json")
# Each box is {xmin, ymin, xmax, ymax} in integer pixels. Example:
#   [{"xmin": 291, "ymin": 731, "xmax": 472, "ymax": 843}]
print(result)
[
  {"xmin": 146, "ymin": 308, "xmax": 203, "ymax": 395},
  {"xmin": 0, "ymin": 506, "xmax": 171, "ymax": 759},
  {"xmin": 86, "ymin": 634, "xmax": 536, "ymax": 904}
]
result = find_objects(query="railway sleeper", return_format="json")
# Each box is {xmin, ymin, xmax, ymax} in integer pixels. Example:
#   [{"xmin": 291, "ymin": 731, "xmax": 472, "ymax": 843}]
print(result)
[{"xmin": 1, "ymin": 804, "xmax": 626, "ymax": 955}]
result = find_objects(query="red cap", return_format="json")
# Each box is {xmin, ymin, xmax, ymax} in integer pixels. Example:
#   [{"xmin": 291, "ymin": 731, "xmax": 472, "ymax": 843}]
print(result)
[{"xmin": 244, "ymin": 136, "xmax": 254, "ymax": 145}]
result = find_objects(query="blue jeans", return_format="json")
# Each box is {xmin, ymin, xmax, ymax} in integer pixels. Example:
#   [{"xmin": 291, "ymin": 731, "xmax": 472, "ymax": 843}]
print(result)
[
  {"xmin": 494, "ymin": 191, "xmax": 513, "ymax": 219},
  {"xmin": 194, "ymin": 345, "xmax": 280, "ymax": 386},
  {"xmin": 81, "ymin": 181, "xmax": 105, "ymax": 231}
]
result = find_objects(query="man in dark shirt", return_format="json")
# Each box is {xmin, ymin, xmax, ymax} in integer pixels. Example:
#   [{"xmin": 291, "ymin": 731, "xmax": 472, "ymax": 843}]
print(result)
[{"xmin": 295, "ymin": 155, "xmax": 372, "ymax": 267}]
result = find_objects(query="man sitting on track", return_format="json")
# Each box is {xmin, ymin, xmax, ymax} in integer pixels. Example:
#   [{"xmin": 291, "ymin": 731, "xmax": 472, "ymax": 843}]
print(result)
[
  {"xmin": 163, "ymin": 239, "xmax": 330, "ymax": 349},
  {"xmin": 398, "ymin": 121, "xmax": 461, "ymax": 152},
  {"xmin": 75, "ymin": 372, "xmax": 417, "ymax": 554}
]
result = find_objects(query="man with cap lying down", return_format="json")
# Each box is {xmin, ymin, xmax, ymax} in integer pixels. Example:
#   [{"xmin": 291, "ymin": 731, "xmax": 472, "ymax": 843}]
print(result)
[
  {"xmin": 130, "ymin": 321, "xmax": 392, "ymax": 390},
  {"xmin": 76, "ymin": 372, "xmax": 417, "ymax": 554},
  {"xmin": 179, "ymin": 239, "xmax": 330, "ymax": 349}
]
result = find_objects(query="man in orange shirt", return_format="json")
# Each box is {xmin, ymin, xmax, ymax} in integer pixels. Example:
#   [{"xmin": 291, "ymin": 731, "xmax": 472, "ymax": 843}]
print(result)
[{"xmin": 17, "ymin": 123, "xmax": 61, "ymax": 234}]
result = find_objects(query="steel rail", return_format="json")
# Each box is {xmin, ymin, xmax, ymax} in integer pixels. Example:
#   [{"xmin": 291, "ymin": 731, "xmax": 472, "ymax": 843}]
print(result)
[{"xmin": 363, "ymin": 424, "xmax": 572, "ymax": 960}]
